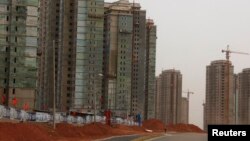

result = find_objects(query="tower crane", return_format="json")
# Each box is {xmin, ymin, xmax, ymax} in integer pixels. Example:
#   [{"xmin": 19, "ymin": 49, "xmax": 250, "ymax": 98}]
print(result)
[
  {"xmin": 183, "ymin": 90, "xmax": 194, "ymax": 101},
  {"xmin": 221, "ymin": 45, "xmax": 249, "ymax": 124},
  {"xmin": 222, "ymin": 45, "xmax": 249, "ymax": 61},
  {"xmin": 183, "ymin": 90, "xmax": 194, "ymax": 123}
]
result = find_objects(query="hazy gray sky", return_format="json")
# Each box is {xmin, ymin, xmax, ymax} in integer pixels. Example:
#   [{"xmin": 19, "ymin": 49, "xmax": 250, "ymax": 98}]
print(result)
[{"xmin": 105, "ymin": 0, "xmax": 250, "ymax": 128}]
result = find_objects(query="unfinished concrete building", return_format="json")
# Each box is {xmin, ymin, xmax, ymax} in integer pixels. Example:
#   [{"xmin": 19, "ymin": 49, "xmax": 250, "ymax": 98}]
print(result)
[
  {"xmin": 0, "ymin": 0, "xmax": 39, "ymax": 110},
  {"xmin": 156, "ymin": 69, "xmax": 182, "ymax": 124},
  {"xmin": 155, "ymin": 76, "xmax": 161, "ymax": 119},
  {"xmin": 205, "ymin": 60, "xmax": 235, "ymax": 127},
  {"xmin": 103, "ymin": 0, "xmax": 156, "ymax": 119},
  {"xmin": 238, "ymin": 68, "xmax": 250, "ymax": 124},
  {"xmin": 203, "ymin": 102, "xmax": 207, "ymax": 130},
  {"xmin": 181, "ymin": 97, "xmax": 188, "ymax": 124},
  {"xmin": 38, "ymin": 0, "xmax": 104, "ymax": 113},
  {"xmin": 144, "ymin": 19, "xmax": 157, "ymax": 120},
  {"xmin": 103, "ymin": 0, "xmax": 133, "ymax": 117}
]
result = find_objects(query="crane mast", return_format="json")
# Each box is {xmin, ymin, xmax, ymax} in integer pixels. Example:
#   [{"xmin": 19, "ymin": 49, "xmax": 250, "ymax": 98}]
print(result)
[{"xmin": 183, "ymin": 90, "xmax": 194, "ymax": 123}]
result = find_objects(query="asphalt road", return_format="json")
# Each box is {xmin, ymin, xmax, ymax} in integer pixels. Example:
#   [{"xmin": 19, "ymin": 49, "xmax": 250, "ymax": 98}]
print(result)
[
  {"xmin": 100, "ymin": 134, "xmax": 142, "ymax": 141},
  {"xmin": 149, "ymin": 133, "xmax": 207, "ymax": 141}
]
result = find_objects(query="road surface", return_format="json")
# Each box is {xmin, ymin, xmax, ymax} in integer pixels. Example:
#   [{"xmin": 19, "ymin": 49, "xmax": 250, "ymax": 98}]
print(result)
[
  {"xmin": 149, "ymin": 133, "xmax": 207, "ymax": 141},
  {"xmin": 100, "ymin": 134, "xmax": 142, "ymax": 141}
]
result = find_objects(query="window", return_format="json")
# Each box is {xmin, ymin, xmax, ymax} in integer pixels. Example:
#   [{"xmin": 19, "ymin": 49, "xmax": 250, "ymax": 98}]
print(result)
[
  {"xmin": 12, "ymin": 89, "xmax": 15, "ymax": 94},
  {"xmin": 67, "ymin": 100, "xmax": 70, "ymax": 104}
]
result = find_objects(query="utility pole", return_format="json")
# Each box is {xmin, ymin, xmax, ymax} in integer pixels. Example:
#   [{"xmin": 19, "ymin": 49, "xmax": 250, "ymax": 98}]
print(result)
[
  {"xmin": 183, "ymin": 90, "xmax": 194, "ymax": 123},
  {"xmin": 221, "ymin": 45, "xmax": 249, "ymax": 124},
  {"xmin": 52, "ymin": 40, "xmax": 56, "ymax": 129}
]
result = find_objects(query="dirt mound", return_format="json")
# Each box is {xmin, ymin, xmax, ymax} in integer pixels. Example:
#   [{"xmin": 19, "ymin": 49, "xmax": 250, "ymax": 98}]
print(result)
[
  {"xmin": 0, "ymin": 121, "xmax": 148, "ymax": 141},
  {"xmin": 166, "ymin": 123, "xmax": 204, "ymax": 133},
  {"xmin": 0, "ymin": 122, "xmax": 52, "ymax": 141},
  {"xmin": 142, "ymin": 119, "xmax": 165, "ymax": 131}
]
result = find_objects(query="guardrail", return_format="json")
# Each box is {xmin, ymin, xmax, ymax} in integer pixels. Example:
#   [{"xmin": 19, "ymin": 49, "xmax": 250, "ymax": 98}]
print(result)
[{"xmin": 0, "ymin": 105, "xmax": 138, "ymax": 126}]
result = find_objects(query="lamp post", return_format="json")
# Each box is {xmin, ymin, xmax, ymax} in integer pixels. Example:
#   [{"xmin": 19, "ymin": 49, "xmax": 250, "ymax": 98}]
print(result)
[{"xmin": 94, "ymin": 73, "xmax": 103, "ymax": 123}]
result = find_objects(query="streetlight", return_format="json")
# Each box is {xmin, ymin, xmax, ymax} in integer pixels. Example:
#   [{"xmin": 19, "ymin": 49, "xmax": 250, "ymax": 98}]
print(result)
[{"xmin": 94, "ymin": 73, "xmax": 103, "ymax": 123}]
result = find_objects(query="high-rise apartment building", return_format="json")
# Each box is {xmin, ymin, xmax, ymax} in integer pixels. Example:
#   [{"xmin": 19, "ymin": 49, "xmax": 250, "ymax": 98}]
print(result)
[
  {"xmin": 103, "ymin": 0, "xmax": 133, "ymax": 117},
  {"xmin": 181, "ymin": 97, "xmax": 188, "ymax": 124},
  {"xmin": 155, "ymin": 69, "xmax": 182, "ymax": 124},
  {"xmin": 37, "ymin": 0, "xmax": 156, "ymax": 118},
  {"xmin": 103, "ymin": 0, "xmax": 156, "ymax": 119},
  {"xmin": 205, "ymin": 60, "xmax": 235, "ymax": 128},
  {"xmin": 238, "ymin": 68, "xmax": 250, "ymax": 124},
  {"xmin": 155, "ymin": 76, "xmax": 161, "ymax": 119},
  {"xmin": 38, "ymin": 0, "xmax": 104, "ymax": 113},
  {"xmin": 203, "ymin": 102, "xmax": 206, "ymax": 130},
  {"xmin": 0, "ymin": 0, "xmax": 39, "ymax": 110},
  {"xmin": 233, "ymin": 74, "xmax": 239, "ymax": 124},
  {"xmin": 144, "ymin": 19, "xmax": 157, "ymax": 120},
  {"xmin": 130, "ymin": 0, "xmax": 146, "ymax": 118}
]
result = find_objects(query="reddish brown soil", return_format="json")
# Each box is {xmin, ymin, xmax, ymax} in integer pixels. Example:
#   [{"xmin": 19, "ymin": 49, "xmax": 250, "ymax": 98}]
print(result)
[
  {"xmin": 143, "ymin": 119, "xmax": 165, "ymax": 131},
  {"xmin": 0, "ymin": 120, "xmax": 204, "ymax": 141},
  {"xmin": 0, "ymin": 122, "xmax": 52, "ymax": 141},
  {"xmin": 142, "ymin": 119, "xmax": 205, "ymax": 133},
  {"xmin": 0, "ymin": 122, "xmax": 146, "ymax": 141}
]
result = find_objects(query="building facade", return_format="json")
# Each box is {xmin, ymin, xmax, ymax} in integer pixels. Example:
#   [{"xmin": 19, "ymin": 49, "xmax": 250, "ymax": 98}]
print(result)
[
  {"xmin": 238, "ymin": 68, "xmax": 250, "ymax": 124},
  {"xmin": 203, "ymin": 102, "xmax": 206, "ymax": 130},
  {"xmin": 103, "ymin": 0, "xmax": 133, "ymax": 117},
  {"xmin": 155, "ymin": 76, "xmax": 161, "ymax": 119},
  {"xmin": 103, "ymin": 0, "xmax": 156, "ymax": 119},
  {"xmin": 181, "ymin": 97, "xmax": 188, "ymax": 124},
  {"xmin": 144, "ymin": 19, "xmax": 157, "ymax": 120},
  {"xmin": 38, "ymin": 0, "xmax": 104, "ymax": 113},
  {"xmin": 205, "ymin": 60, "xmax": 235, "ymax": 128},
  {"xmin": 155, "ymin": 69, "xmax": 182, "ymax": 124},
  {"xmin": 0, "ymin": 0, "xmax": 39, "ymax": 110},
  {"xmin": 130, "ymin": 0, "xmax": 146, "ymax": 119}
]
